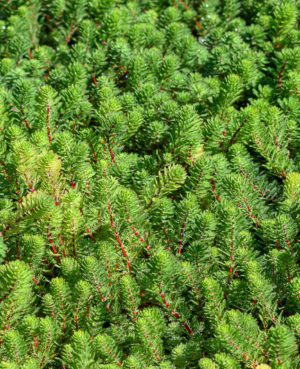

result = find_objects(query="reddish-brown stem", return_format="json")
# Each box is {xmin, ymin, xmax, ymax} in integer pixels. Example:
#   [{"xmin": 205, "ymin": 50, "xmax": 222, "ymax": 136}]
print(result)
[
  {"xmin": 47, "ymin": 232, "xmax": 61, "ymax": 263},
  {"xmin": 24, "ymin": 173, "xmax": 35, "ymax": 193},
  {"xmin": 58, "ymin": 234, "xmax": 67, "ymax": 257},
  {"xmin": 183, "ymin": 322, "xmax": 193, "ymax": 335},
  {"xmin": 33, "ymin": 336, "xmax": 39, "ymax": 349},
  {"xmin": 65, "ymin": 23, "xmax": 75, "ymax": 44},
  {"xmin": 210, "ymin": 179, "xmax": 221, "ymax": 202},
  {"xmin": 194, "ymin": 19, "xmax": 203, "ymax": 30},
  {"xmin": 107, "ymin": 202, "xmax": 131, "ymax": 270},
  {"xmin": 178, "ymin": 0, "xmax": 189, "ymax": 10},
  {"xmin": 227, "ymin": 339, "xmax": 257, "ymax": 368},
  {"xmin": 86, "ymin": 305, "xmax": 90, "ymax": 319},
  {"xmin": 242, "ymin": 196, "xmax": 260, "ymax": 227},
  {"xmin": 207, "ymin": 286, "xmax": 223, "ymax": 322},
  {"xmin": 177, "ymin": 221, "xmax": 186, "ymax": 255},
  {"xmin": 92, "ymin": 152, "xmax": 98, "ymax": 164},
  {"xmin": 32, "ymin": 276, "xmax": 40, "ymax": 287},
  {"xmin": 160, "ymin": 292, "xmax": 193, "ymax": 335},
  {"xmin": 178, "ymin": 0, "xmax": 203, "ymax": 30},
  {"xmin": 1, "ymin": 226, "xmax": 9, "ymax": 237},
  {"xmin": 160, "ymin": 293, "xmax": 171, "ymax": 309},
  {"xmin": 228, "ymin": 241, "xmax": 235, "ymax": 279},
  {"xmin": 86, "ymin": 228, "xmax": 95, "ymax": 242},
  {"xmin": 92, "ymin": 74, "xmax": 98, "ymax": 86},
  {"xmin": 104, "ymin": 255, "xmax": 112, "ymax": 283},
  {"xmin": 27, "ymin": 49, "xmax": 33, "ymax": 59},
  {"xmin": 240, "ymin": 171, "xmax": 269, "ymax": 199},
  {"xmin": 130, "ymin": 225, "xmax": 151, "ymax": 251},
  {"xmin": 108, "ymin": 146, "xmax": 116, "ymax": 164},
  {"xmin": 278, "ymin": 61, "xmax": 287, "ymax": 90},
  {"xmin": 24, "ymin": 118, "xmax": 30, "ymax": 129}
]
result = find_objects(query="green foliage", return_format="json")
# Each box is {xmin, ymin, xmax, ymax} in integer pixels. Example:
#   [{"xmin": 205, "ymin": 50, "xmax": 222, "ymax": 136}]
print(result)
[{"xmin": 0, "ymin": 0, "xmax": 299, "ymax": 368}]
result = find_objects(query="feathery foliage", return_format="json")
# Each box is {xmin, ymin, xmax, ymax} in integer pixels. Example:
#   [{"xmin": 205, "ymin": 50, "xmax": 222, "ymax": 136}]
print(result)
[{"xmin": 0, "ymin": 0, "xmax": 299, "ymax": 368}]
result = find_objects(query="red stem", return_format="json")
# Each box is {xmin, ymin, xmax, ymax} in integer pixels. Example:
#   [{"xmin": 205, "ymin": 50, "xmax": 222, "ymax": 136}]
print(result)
[
  {"xmin": 24, "ymin": 118, "xmax": 30, "ymax": 129},
  {"xmin": 92, "ymin": 74, "xmax": 98, "ymax": 86},
  {"xmin": 178, "ymin": 0, "xmax": 203, "ymax": 30},
  {"xmin": 131, "ymin": 225, "xmax": 151, "ymax": 251},
  {"xmin": 160, "ymin": 292, "xmax": 193, "ymax": 335},
  {"xmin": 86, "ymin": 228, "xmax": 95, "ymax": 242},
  {"xmin": 177, "ymin": 221, "xmax": 186, "ymax": 255},
  {"xmin": 210, "ymin": 179, "xmax": 221, "ymax": 202},
  {"xmin": 65, "ymin": 23, "xmax": 75, "ymax": 44},
  {"xmin": 33, "ymin": 336, "xmax": 39, "ymax": 349},
  {"xmin": 47, "ymin": 232, "xmax": 61, "ymax": 263},
  {"xmin": 32, "ymin": 276, "xmax": 40, "ymax": 287},
  {"xmin": 108, "ymin": 146, "xmax": 116, "ymax": 164},
  {"xmin": 107, "ymin": 202, "xmax": 131, "ymax": 270},
  {"xmin": 278, "ymin": 61, "xmax": 287, "ymax": 90}
]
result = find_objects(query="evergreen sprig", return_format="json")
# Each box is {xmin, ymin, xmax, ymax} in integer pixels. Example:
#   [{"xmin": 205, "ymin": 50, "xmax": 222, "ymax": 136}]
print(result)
[{"xmin": 0, "ymin": 0, "xmax": 299, "ymax": 368}]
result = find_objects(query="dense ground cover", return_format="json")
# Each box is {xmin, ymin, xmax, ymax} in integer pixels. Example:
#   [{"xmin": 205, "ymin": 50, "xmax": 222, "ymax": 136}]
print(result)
[{"xmin": 0, "ymin": 0, "xmax": 299, "ymax": 368}]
